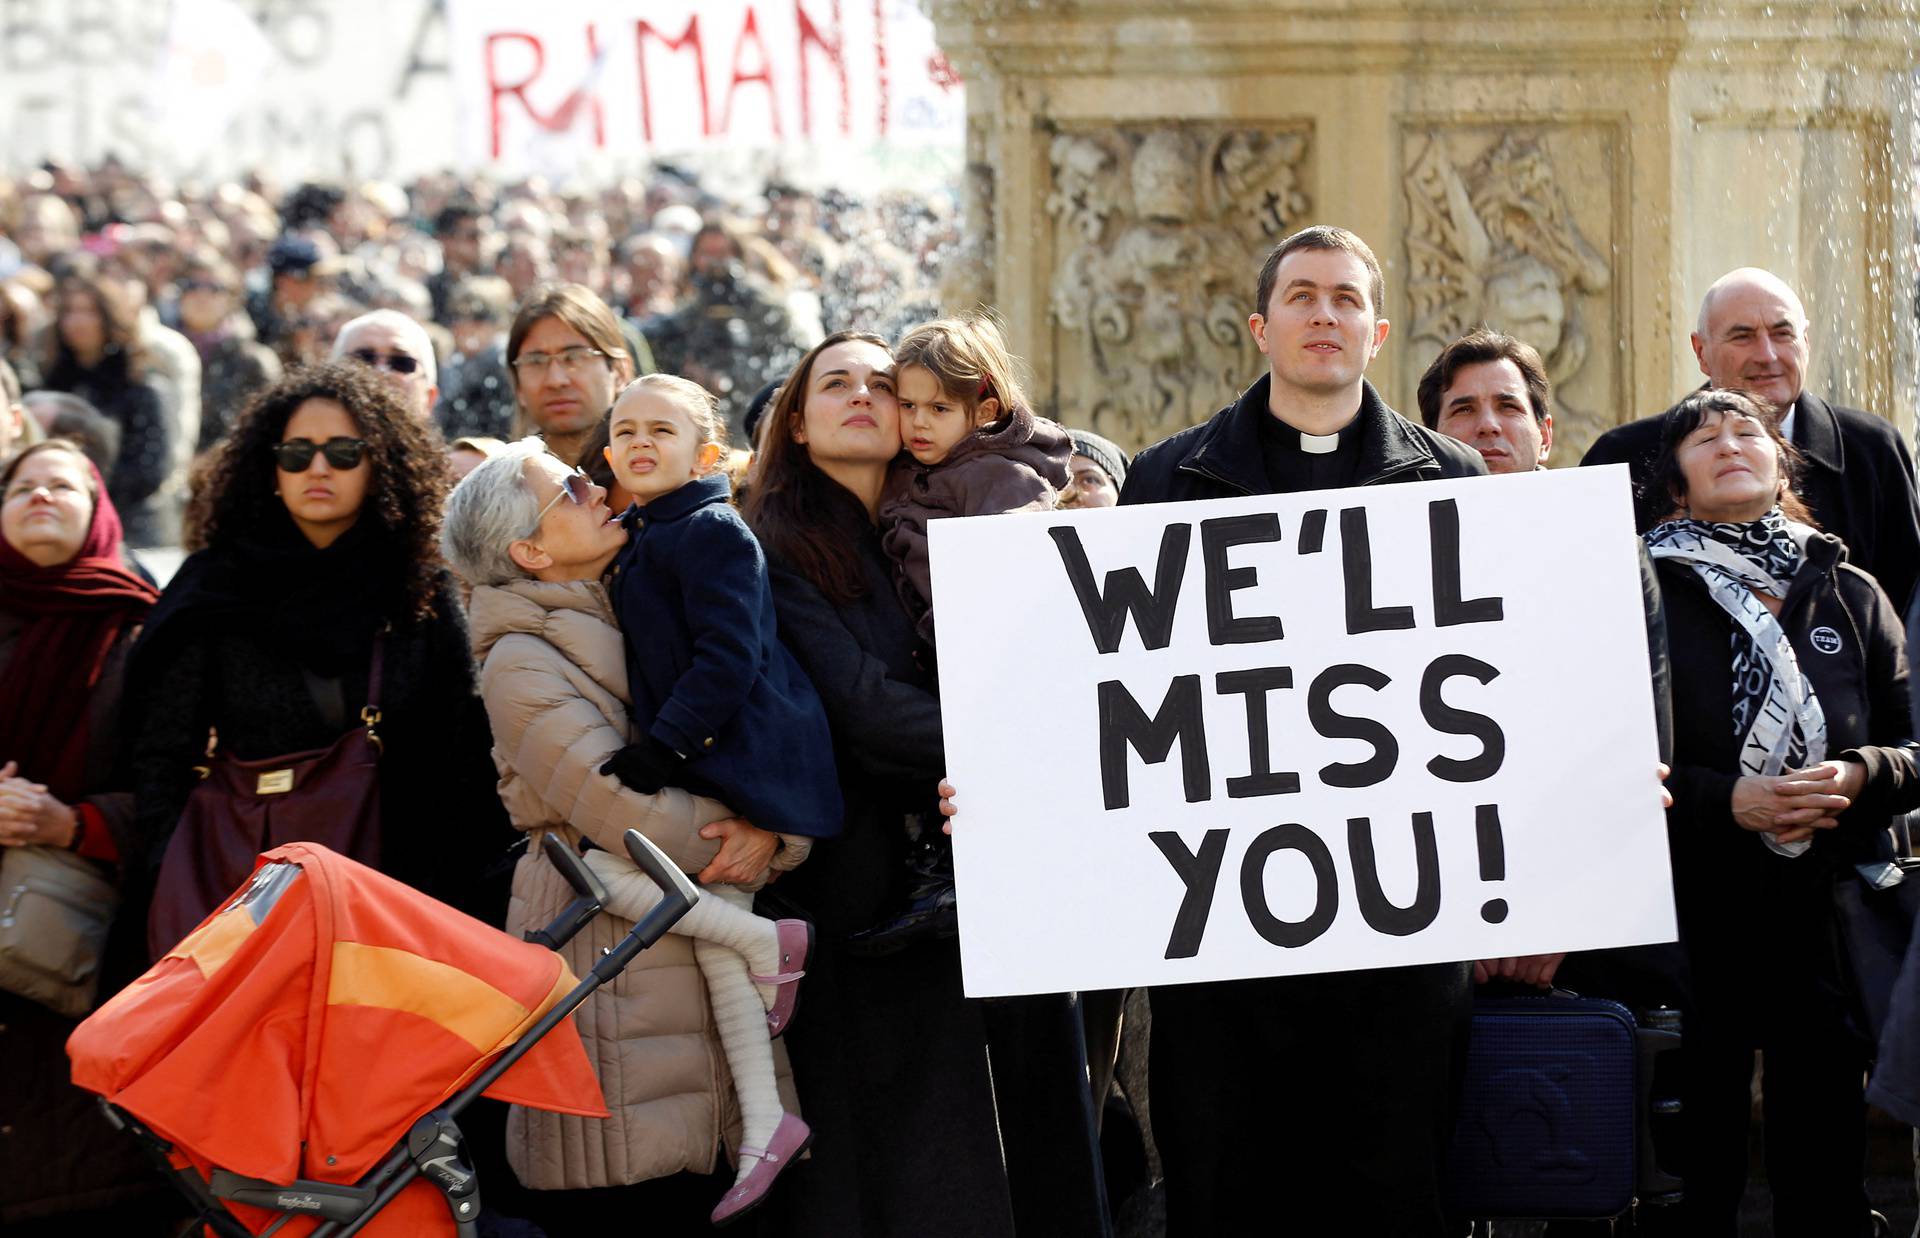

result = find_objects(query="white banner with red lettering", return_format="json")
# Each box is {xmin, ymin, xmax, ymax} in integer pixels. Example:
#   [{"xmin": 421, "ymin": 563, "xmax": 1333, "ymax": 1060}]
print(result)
[{"xmin": 446, "ymin": 0, "xmax": 964, "ymax": 175}]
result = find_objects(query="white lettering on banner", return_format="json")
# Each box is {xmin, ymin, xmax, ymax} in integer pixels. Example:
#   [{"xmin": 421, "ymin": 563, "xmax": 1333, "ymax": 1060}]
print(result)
[
  {"xmin": 929, "ymin": 465, "xmax": 1677, "ymax": 998},
  {"xmin": 445, "ymin": 0, "xmax": 963, "ymax": 174}
]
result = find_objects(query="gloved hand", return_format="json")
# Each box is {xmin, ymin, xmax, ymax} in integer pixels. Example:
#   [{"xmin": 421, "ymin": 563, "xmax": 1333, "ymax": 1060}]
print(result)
[{"xmin": 600, "ymin": 736, "xmax": 686, "ymax": 795}]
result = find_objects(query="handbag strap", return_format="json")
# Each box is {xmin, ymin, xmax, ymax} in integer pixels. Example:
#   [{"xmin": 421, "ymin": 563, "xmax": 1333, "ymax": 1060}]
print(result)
[
  {"xmin": 365, "ymin": 629, "xmax": 385, "ymax": 711},
  {"xmin": 360, "ymin": 630, "xmax": 386, "ymax": 735}
]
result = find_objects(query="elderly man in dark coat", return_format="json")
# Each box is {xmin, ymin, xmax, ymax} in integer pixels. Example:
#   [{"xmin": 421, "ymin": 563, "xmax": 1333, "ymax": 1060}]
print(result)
[{"xmin": 1582, "ymin": 267, "xmax": 1920, "ymax": 613}]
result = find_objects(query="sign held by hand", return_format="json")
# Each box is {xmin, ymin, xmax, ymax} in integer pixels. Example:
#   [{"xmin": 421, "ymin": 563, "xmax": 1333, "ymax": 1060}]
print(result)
[{"xmin": 930, "ymin": 466, "xmax": 1675, "ymax": 997}]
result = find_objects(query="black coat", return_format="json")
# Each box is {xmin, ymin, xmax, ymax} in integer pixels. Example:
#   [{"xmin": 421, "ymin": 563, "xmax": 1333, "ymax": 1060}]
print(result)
[
  {"xmin": 1584, "ymin": 391, "xmax": 1920, "ymax": 611},
  {"xmin": 194, "ymin": 334, "xmax": 279, "ymax": 452},
  {"xmin": 610, "ymin": 475, "xmax": 842, "ymax": 838},
  {"xmin": 125, "ymin": 573, "xmax": 513, "ymax": 920},
  {"xmin": 1121, "ymin": 376, "xmax": 1480, "ymax": 1238},
  {"xmin": 1658, "ymin": 531, "xmax": 1920, "ymax": 1026},
  {"xmin": 753, "ymin": 525, "xmax": 1018, "ymax": 1238},
  {"xmin": 1121, "ymin": 374, "xmax": 1486, "ymax": 503},
  {"xmin": 49, "ymin": 367, "xmax": 172, "ymax": 549}
]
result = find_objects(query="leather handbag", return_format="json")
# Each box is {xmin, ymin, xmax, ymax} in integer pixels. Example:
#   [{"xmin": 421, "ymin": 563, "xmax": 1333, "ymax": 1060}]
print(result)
[
  {"xmin": 148, "ymin": 638, "xmax": 386, "ymax": 958},
  {"xmin": 0, "ymin": 843, "xmax": 119, "ymax": 1018}
]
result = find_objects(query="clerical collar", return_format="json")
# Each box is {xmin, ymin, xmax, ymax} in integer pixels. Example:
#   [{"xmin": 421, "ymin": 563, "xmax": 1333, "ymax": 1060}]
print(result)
[{"xmin": 1262, "ymin": 414, "xmax": 1360, "ymax": 454}]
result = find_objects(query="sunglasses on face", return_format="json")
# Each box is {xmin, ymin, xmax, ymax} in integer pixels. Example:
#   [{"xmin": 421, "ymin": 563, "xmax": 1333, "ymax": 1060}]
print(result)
[
  {"xmin": 527, "ymin": 468, "xmax": 594, "ymax": 535},
  {"xmin": 181, "ymin": 279, "xmax": 229, "ymax": 295},
  {"xmin": 348, "ymin": 348, "xmax": 423, "ymax": 375},
  {"xmin": 274, "ymin": 436, "xmax": 368, "ymax": 471}
]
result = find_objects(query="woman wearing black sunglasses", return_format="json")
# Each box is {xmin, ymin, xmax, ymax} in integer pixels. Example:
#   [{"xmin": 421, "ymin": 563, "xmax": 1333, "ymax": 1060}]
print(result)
[{"xmin": 125, "ymin": 362, "xmax": 515, "ymax": 935}]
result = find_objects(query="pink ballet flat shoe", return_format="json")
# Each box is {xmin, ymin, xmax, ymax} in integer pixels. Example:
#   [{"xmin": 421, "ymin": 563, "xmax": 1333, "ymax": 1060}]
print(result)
[
  {"xmin": 710, "ymin": 1112, "xmax": 813, "ymax": 1227},
  {"xmin": 753, "ymin": 918, "xmax": 813, "ymax": 1038}
]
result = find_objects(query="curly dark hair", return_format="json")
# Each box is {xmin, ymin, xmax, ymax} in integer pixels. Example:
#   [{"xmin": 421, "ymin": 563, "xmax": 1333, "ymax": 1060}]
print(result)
[{"xmin": 197, "ymin": 362, "xmax": 451, "ymax": 621}]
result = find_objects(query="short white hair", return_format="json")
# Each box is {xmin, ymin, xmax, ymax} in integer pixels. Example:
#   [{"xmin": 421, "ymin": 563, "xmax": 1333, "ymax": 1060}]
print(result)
[
  {"xmin": 440, "ymin": 436, "xmax": 551, "ymax": 587},
  {"xmin": 331, "ymin": 308, "xmax": 438, "ymax": 386}
]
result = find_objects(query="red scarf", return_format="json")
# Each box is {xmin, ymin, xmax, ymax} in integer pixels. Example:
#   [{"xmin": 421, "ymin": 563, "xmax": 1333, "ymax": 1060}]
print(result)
[{"xmin": 0, "ymin": 462, "xmax": 159, "ymax": 802}]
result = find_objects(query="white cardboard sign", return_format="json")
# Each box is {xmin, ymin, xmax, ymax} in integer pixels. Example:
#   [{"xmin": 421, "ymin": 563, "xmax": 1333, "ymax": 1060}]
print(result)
[{"xmin": 930, "ymin": 465, "xmax": 1677, "ymax": 998}]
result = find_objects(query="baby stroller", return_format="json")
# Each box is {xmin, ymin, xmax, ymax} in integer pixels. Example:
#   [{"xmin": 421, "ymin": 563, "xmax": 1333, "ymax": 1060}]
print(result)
[{"xmin": 68, "ymin": 830, "xmax": 697, "ymax": 1237}]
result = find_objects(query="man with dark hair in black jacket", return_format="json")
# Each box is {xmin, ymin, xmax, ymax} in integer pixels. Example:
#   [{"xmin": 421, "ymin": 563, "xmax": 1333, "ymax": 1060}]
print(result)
[
  {"xmin": 1122, "ymin": 225, "xmax": 1483, "ymax": 1237},
  {"xmin": 1581, "ymin": 267, "xmax": 1920, "ymax": 614}
]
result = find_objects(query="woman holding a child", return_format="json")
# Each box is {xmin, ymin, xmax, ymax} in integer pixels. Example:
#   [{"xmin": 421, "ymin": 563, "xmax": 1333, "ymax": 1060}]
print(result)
[
  {"xmin": 444, "ymin": 419, "xmax": 823, "ymax": 1231},
  {"xmin": 742, "ymin": 327, "xmax": 1106, "ymax": 1237}
]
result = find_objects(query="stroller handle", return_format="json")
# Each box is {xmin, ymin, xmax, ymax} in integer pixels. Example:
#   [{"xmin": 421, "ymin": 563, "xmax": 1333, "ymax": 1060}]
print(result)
[
  {"xmin": 623, "ymin": 828, "xmax": 701, "ymax": 910},
  {"xmin": 522, "ymin": 834, "xmax": 611, "ymax": 951},
  {"xmin": 312, "ymin": 836, "xmax": 701, "ymax": 1238}
]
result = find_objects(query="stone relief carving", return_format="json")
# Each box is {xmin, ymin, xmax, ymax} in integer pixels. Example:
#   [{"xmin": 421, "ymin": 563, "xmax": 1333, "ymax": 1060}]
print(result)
[
  {"xmin": 1046, "ymin": 124, "xmax": 1312, "ymax": 450},
  {"xmin": 1403, "ymin": 129, "xmax": 1614, "ymax": 440}
]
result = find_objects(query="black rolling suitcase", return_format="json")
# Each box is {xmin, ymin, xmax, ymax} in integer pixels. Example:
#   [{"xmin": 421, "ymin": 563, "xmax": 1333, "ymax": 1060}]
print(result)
[{"xmin": 1446, "ymin": 992, "xmax": 1682, "ymax": 1231}]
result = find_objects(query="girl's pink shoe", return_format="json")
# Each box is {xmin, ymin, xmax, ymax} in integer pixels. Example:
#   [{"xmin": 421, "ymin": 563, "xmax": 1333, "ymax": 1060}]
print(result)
[
  {"xmin": 710, "ymin": 1112, "xmax": 813, "ymax": 1227},
  {"xmin": 753, "ymin": 918, "xmax": 813, "ymax": 1038}
]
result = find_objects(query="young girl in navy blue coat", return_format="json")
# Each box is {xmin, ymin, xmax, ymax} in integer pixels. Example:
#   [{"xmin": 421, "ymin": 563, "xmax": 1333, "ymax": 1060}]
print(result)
[{"xmin": 596, "ymin": 372, "xmax": 844, "ymax": 1225}]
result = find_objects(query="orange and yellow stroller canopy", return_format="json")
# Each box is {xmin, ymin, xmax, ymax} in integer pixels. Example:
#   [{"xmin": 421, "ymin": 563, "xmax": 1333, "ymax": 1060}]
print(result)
[{"xmin": 68, "ymin": 842, "xmax": 608, "ymax": 1236}]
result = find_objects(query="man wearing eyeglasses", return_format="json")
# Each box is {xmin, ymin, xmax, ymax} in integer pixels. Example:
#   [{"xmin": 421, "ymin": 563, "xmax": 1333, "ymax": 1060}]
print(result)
[{"xmin": 331, "ymin": 310, "xmax": 439, "ymax": 424}]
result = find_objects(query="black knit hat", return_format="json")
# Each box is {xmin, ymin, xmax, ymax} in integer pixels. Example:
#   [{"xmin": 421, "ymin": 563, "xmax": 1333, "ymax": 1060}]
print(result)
[
  {"xmin": 1068, "ymin": 428, "xmax": 1129, "ymax": 490},
  {"xmin": 742, "ymin": 379, "xmax": 782, "ymax": 449}
]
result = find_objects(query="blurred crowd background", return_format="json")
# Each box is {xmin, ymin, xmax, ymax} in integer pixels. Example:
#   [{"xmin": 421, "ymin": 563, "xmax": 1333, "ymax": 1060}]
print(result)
[{"xmin": 0, "ymin": 158, "xmax": 960, "ymax": 555}]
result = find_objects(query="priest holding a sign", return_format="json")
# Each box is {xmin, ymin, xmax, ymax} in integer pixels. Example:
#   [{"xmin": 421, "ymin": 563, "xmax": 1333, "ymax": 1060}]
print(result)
[{"xmin": 1120, "ymin": 226, "xmax": 1484, "ymax": 1236}]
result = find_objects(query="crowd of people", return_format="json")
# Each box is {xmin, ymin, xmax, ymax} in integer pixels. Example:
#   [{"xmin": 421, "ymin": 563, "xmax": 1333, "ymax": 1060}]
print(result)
[{"xmin": 0, "ymin": 158, "xmax": 1916, "ymax": 1238}]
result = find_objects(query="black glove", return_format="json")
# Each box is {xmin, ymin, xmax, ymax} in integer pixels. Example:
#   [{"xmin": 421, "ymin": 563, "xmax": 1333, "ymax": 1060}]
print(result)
[{"xmin": 599, "ymin": 736, "xmax": 685, "ymax": 795}]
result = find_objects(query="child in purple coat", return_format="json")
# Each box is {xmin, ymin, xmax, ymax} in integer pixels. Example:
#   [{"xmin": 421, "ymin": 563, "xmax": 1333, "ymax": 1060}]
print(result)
[{"xmin": 857, "ymin": 318, "xmax": 1072, "ymax": 952}]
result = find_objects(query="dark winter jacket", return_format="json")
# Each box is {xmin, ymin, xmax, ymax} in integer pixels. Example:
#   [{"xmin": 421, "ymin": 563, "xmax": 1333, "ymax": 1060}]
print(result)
[
  {"xmin": 878, "ymin": 405, "xmax": 1073, "ymax": 645},
  {"xmin": 1586, "ymin": 390, "xmax": 1920, "ymax": 610},
  {"xmin": 755, "ymin": 522, "xmax": 1018, "ymax": 1238},
  {"xmin": 125, "ymin": 569, "xmax": 513, "ymax": 918},
  {"xmin": 46, "ymin": 366, "xmax": 172, "ymax": 548},
  {"xmin": 192, "ymin": 331, "xmax": 281, "ymax": 452},
  {"xmin": 1658, "ymin": 530, "xmax": 1920, "ymax": 1020},
  {"xmin": 434, "ymin": 339, "xmax": 517, "ymax": 443},
  {"xmin": 611, "ymin": 474, "xmax": 843, "ymax": 837},
  {"xmin": 1122, "ymin": 375, "xmax": 1486, "ymax": 504},
  {"xmin": 0, "ymin": 614, "xmax": 164, "ymax": 1224}
]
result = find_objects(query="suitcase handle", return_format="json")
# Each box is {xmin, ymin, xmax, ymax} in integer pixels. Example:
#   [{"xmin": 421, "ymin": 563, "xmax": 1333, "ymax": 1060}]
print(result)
[{"xmin": 1634, "ymin": 1007, "xmax": 1684, "ymax": 1205}]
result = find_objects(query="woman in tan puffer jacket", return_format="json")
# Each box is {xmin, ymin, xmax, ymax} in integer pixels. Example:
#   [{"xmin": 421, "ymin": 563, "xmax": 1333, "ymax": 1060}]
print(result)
[{"xmin": 443, "ymin": 438, "xmax": 800, "ymax": 1231}]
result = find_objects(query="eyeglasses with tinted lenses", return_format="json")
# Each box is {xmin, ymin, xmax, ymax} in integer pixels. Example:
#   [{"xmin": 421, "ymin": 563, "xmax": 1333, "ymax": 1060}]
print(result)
[
  {"xmin": 274, "ymin": 437, "xmax": 368, "ymax": 472},
  {"xmin": 527, "ymin": 469, "xmax": 594, "ymax": 534},
  {"xmin": 348, "ymin": 348, "xmax": 423, "ymax": 375},
  {"xmin": 511, "ymin": 347, "xmax": 610, "ymax": 376}
]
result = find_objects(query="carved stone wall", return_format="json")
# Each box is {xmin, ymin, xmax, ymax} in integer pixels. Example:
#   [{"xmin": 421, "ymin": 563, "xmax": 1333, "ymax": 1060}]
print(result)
[
  {"xmin": 930, "ymin": 0, "xmax": 1920, "ymax": 456},
  {"xmin": 1398, "ymin": 124, "xmax": 1624, "ymax": 461},
  {"xmin": 1043, "ymin": 123, "xmax": 1314, "ymax": 452}
]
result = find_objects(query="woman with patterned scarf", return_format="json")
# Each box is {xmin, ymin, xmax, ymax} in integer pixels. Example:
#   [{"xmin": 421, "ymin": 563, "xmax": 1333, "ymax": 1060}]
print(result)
[{"xmin": 1645, "ymin": 387, "xmax": 1919, "ymax": 1238}]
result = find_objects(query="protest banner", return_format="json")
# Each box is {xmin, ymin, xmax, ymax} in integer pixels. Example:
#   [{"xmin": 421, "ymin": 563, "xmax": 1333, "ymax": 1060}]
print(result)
[
  {"xmin": 930, "ymin": 465, "xmax": 1676, "ymax": 998},
  {"xmin": 445, "ymin": 0, "xmax": 963, "ymax": 176},
  {"xmin": 0, "ymin": 0, "xmax": 960, "ymax": 184}
]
